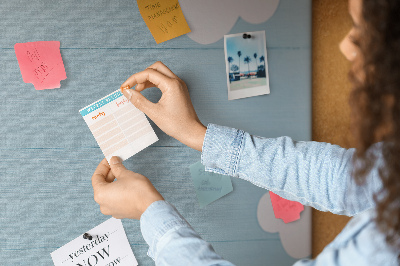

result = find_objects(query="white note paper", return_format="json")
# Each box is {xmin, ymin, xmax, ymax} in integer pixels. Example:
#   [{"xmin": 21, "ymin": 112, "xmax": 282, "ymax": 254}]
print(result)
[
  {"xmin": 51, "ymin": 218, "xmax": 138, "ymax": 266},
  {"xmin": 79, "ymin": 89, "xmax": 158, "ymax": 162}
]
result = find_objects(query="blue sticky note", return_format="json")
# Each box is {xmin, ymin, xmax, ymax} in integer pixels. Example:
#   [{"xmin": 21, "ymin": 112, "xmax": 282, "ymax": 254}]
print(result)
[{"xmin": 189, "ymin": 161, "xmax": 233, "ymax": 208}]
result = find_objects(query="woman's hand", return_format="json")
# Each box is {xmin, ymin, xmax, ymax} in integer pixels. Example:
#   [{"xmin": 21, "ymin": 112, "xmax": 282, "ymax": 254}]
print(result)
[
  {"xmin": 120, "ymin": 61, "xmax": 206, "ymax": 152},
  {"xmin": 91, "ymin": 157, "xmax": 164, "ymax": 220}
]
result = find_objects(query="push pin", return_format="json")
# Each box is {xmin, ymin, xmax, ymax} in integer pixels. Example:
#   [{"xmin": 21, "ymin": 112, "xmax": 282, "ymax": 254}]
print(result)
[
  {"xmin": 242, "ymin": 33, "xmax": 252, "ymax": 39},
  {"xmin": 120, "ymin": 85, "xmax": 130, "ymax": 92},
  {"xmin": 83, "ymin": 233, "xmax": 94, "ymax": 240}
]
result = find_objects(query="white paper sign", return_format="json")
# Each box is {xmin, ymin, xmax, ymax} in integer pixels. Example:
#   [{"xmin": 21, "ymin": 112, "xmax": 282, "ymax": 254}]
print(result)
[{"xmin": 51, "ymin": 218, "xmax": 138, "ymax": 266}]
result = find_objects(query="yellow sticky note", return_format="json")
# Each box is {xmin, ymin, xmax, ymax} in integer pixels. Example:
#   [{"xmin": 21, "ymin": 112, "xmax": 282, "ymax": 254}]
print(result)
[{"xmin": 137, "ymin": 0, "xmax": 191, "ymax": 44}]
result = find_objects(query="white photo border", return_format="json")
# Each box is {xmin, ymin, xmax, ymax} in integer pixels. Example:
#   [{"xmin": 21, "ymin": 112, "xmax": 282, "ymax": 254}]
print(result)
[{"xmin": 224, "ymin": 30, "xmax": 270, "ymax": 100}]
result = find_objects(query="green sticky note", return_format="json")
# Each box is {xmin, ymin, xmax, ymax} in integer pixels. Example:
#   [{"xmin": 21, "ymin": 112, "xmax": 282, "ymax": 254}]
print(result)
[{"xmin": 189, "ymin": 161, "xmax": 233, "ymax": 208}]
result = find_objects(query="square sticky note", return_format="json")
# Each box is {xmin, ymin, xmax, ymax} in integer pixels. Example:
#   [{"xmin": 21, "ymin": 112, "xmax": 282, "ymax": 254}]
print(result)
[
  {"xmin": 269, "ymin": 191, "xmax": 304, "ymax": 223},
  {"xmin": 190, "ymin": 161, "xmax": 233, "ymax": 208},
  {"xmin": 79, "ymin": 90, "xmax": 158, "ymax": 162},
  {"xmin": 14, "ymin": 41, "xmax": 67, "ymax": 90},
  {"xmin": 137, "ymin": 0, "xmax": 191, "ymax": 44}
]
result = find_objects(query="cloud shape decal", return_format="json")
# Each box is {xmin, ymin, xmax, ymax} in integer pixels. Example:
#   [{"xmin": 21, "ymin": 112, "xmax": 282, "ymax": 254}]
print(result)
[
  {"xmin": 257, "ymin": 192, "xmax": 312, "ymax": 259},
  {"xmin": 180, "ymin": 0, "xmax": 280, "ymax": 44}
]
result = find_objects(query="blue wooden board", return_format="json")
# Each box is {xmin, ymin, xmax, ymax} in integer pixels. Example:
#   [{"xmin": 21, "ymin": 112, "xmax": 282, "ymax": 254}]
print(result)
[{"xmin": 0, "ymin": 0, "xmax": 311, "ymax": 265}]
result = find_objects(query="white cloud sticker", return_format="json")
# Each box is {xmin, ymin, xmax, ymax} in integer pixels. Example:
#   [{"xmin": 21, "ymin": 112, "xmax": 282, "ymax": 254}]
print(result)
[
  {"xmin": 257, "ymin": 192, "xmax": 312, "ymax": 259},
  {"xmin": 180, "ymin": 0, "xmax": 280, "ymax": 44}
]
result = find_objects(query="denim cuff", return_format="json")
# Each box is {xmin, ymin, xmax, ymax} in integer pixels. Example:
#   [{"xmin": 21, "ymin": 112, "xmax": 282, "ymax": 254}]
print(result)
[
  {"xmin": 201, "ymin": 123, "xmax": 245, "ymax": 177},
  {"xmin": 140, "ymin": 200, "xmax": 190, "ymax": 260}
]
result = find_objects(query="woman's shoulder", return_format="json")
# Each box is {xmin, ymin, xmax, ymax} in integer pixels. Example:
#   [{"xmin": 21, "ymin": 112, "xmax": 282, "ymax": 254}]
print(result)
[{"xmin": 323, "ymin": 209, "xmax": 399, "ymax": 265}]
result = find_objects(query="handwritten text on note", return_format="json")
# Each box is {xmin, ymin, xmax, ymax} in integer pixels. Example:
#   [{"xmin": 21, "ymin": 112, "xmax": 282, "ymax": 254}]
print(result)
[
  {"xmin": 190, "ymin": 161, "xmax": 233, "ymax": 208},
  {"xmin": 137, "ymin": 0, "xmax": 191, "ymax": 44},
  {"xmin": 14, "ymin": 41, "xmax": 67, "ymax": 90}
]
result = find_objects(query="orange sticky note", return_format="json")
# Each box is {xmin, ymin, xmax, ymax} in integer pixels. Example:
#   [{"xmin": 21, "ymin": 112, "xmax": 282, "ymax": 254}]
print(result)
[
  {"xmin": 14, "ymin": 41, "xmax": 67, "ymax": 90},
  {"xmin": 137, "ymin": 0, "xmax": 191, "ymax": 44},
  {"xmin": 269, "ymin": 191, "xmax": 304, "ymax": 223}
]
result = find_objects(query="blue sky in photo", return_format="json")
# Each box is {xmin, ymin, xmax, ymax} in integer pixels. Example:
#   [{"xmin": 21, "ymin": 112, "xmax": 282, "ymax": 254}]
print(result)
[{"xmin": 226, "ymin": 31, "xmax": 266, "ymax": 73}]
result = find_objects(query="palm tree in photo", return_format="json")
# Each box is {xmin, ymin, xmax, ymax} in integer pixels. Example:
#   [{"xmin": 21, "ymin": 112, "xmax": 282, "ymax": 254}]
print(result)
[
  {"xmin": 231, "ymin": 64, "xmax": 239, "ymax": 73},
  {"xmin": 244, "ymin": 56, "xmax": 251, "ymax": 78},
  {"xmin": 253, "ymin": 53, "xmax": 258, "ymax": 73},
  {"xmin": 260, "ymin": 55, "xmax": 265, "ymax": 72},
  {"xmin": 237, "ymin": 51, "xmax": 242, "ymax": 78},
  {"xmin": 227, "ymin": 56, "xmax": 233, "ymax": 73},
  {"xmin": 227, "ymin": 56, "xmax": 234, "ymax": 83}
]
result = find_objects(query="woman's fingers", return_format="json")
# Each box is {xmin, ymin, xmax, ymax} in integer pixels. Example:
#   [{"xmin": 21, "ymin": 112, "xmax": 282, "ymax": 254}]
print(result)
[
  {"xmin": 105, "ymin": 168, "xmax": 116, "ymax": 183},
  {"xmin": 121, "ymin": 68, "xmax": 173, "ymax": 93},
  {"xmin": 119, "ymin": 61, "xmax": 205, "ymax": 151},
  {"xmin": 121, "ymin": 61, "xmax": 179, "ymax": 93},
  {"xmin": 121, "ymin": 89, "xmax": 158, "ymax": 118},
  {"xmin": 135, "ymin": 81, "xmax": 156, "ymax": 92},
  {"xmin": 91, "ymin": 159, "xmax": 110, "ymax": 188},
  {"xmin": 147, "ymin": 61, "xmax": 178, "ymax": 79}
]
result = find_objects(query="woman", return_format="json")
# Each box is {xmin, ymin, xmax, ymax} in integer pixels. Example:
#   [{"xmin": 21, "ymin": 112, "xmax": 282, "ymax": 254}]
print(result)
[{"xmin": 91, "ymin": 0, "xmax": 400, "ymax": 264}]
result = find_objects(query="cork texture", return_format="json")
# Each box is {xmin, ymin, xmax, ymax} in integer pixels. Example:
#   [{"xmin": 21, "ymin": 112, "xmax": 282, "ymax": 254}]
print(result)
[{"xmin": 312, "ymin": 0, "xmax": 353, "ymax": 257}]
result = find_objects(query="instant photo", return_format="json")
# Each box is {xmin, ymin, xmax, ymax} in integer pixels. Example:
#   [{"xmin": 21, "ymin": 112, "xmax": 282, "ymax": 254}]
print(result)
[{"xmin": 224, "ymin": 31, "xmax": 270, "ymax": 100}]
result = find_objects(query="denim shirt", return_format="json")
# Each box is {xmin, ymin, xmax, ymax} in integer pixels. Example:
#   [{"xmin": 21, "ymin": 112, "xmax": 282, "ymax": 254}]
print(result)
[{"xmin": 140, "ymin": 124, "xmax": 399, "ymax": 265}]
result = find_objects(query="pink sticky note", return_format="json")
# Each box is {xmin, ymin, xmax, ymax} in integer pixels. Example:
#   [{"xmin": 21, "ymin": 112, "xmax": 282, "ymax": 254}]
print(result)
[
  {"xmin": 269, "ymin": 191, "xmax": 304, "ymax": 223},
  {"xmin": 14, "ymin": 41, "xmax": 67, "ymax": 90}
]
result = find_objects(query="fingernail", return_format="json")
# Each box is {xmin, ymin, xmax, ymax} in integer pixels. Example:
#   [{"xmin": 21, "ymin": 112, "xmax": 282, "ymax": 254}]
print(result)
[
  {"xmin": 110, "ymin": 156, "xmax": 122, "ymax": 165},
  {"xmin": 124, "ymin": 89, "xmax": 133, "ymax": 100},
  {"xmin": 121, "ymin": 85, "xmax": 130, "ymax": 92}
]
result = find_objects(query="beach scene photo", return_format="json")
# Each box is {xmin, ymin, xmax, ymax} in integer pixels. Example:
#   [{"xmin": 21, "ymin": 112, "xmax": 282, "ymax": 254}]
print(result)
[{"xmin": 224, "ymin": 31, "xmax": 270, "ymax": 100}]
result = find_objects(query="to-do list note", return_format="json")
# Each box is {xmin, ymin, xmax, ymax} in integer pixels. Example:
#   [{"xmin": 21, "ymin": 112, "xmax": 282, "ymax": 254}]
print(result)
[{"xmin": 79, "ymin": 90, "xmax": 158, "ymax": 162}]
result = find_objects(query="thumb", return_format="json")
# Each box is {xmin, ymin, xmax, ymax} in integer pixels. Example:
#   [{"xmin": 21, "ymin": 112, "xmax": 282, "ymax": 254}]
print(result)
[
  {"xmin": 92, "ymin": 158, "xmax": 111, "ymax": 189},
  {"xmin": 109, "ymin": 156, "xmax": 128, "ymax": 178},
  {"xmin": 122, "ymin": 89, "xmax": 155, "ymax": 115}
]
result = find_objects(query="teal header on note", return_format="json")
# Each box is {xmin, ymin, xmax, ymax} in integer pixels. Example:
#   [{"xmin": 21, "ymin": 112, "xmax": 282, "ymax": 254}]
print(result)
[{"xmin": 80, "ymin": 91, "xmax": 122, "ymax": 117}]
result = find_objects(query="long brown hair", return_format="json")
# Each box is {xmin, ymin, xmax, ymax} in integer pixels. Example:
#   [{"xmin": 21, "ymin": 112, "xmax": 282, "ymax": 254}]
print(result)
[{"xmin": 350, "ymin": 0, "xmax": 400, "ymax": 251}]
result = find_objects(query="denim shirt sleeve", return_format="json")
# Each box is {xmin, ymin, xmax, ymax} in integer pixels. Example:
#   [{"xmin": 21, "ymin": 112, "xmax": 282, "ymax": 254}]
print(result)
[
  {"xmin": 140, "ymin": 200, "xmax": 235, "ymax": 266},
  {"xmin": 201, "ymin": 124, "xmax": 382, "ymax": 216}
]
